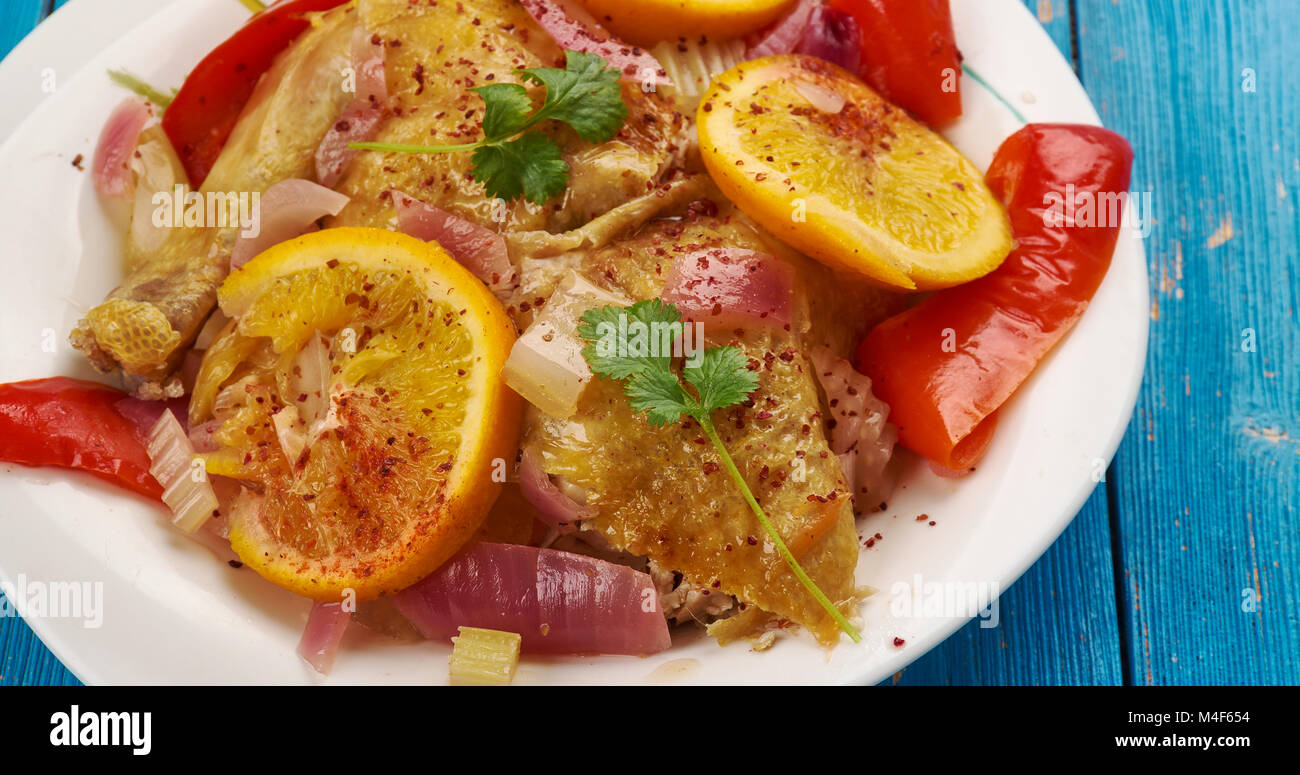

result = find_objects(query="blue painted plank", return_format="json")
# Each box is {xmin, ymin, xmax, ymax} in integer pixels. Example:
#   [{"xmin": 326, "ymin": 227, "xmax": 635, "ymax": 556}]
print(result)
[
  {"xmin": 1, "ymin": 0, "xmax": 1124, "ymax": 688},
  {"xmin": 891, "ymin": 488, "xmax": 1124, "ymax": 685},
  {"xmin": 0, "ymin": 1, "xmax": 42, "ymax": 62},
  {"xmin": 0, "ymin": 594, "xmax": 81, "ymax": 686},
  {"xmin": 1077, "ymin": 0, "xmax": 1300, "ymax": 684},
  {"xmin": 0, "ymin": 0, "xmax": 82, "ymax": 687},
  {"xmin": 1023, "ymin": 0, "xmax": 1075, "ymax": 67},
  {"xmin": 888, "ymin": 0, "xmax": 1126, "ymax": 686}
]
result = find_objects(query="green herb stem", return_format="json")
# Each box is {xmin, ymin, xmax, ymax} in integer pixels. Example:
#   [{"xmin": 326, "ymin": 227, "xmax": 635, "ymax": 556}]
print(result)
[
  {"xmin": 700, "ymin": 420, "xmax": 863, "ymax": 643},
  {"xmin": 348, "ymin": 140, "xmax": 484, "ymax": 155},
  {"xmin": 108, "ymin": 70, "xmax": 174, "ymax": 109},
  {"xmin": 238, "ymin": 0, "xmax": 267, "ymax": 13}
]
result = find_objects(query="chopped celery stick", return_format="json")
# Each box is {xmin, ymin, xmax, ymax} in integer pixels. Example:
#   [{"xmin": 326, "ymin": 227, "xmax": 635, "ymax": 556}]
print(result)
[{"xmin": 449, "ymin": 627, "xmax": 521, "ymax": 686}]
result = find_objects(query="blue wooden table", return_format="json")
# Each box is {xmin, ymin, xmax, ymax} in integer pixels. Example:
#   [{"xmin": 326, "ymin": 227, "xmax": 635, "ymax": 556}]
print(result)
[{"xmin": 1, "ymin": 0, "xmax": 1295, "ymax": 686}]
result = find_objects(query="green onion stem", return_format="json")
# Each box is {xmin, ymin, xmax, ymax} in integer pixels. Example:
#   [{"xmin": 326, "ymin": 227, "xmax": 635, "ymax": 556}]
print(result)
[{"xmin": 700, "ymin": 419, "xmax": 863, "ymax": 643}]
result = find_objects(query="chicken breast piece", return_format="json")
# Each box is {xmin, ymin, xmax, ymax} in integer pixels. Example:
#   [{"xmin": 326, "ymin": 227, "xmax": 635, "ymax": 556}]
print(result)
[
  {"xmin": 71, "ymin": 6, "xmax": 360, "ymax": 395},
  {"xmin": 517, "ymin": 191, "xmax": 896, "ymax": 645},
  {"xmin": 329, "ymin": 0, "xmax": 686, "ymax": 232},
  {"xmin": 73, "ymin": 0, "xmax": 686, "ymax": 395}
]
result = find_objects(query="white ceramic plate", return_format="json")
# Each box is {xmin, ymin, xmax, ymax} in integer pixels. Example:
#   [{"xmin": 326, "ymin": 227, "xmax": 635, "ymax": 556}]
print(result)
[{"xmin": 0, "ymin": 0, "xmax": 1147, "ymax": 685}]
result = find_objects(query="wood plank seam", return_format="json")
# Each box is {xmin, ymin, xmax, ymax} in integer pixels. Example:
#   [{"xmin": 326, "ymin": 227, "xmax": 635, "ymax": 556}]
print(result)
[{"xmin": 1105, "ymin": 465, "xmax": 1135, "ymax": 686}]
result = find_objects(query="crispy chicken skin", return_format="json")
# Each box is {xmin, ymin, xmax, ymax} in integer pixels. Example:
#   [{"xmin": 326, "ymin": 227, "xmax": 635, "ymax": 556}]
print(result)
[
  {"xmin": 70, "ymin": 0, "xmax": 898, "ymax": 646},
  {"xmin": 515, "ymin": 188, "xmax": 895, "ymax": 644},
  {"xmin": 72, "ymin": 0, "xmax": 685, "ymax": 395}
]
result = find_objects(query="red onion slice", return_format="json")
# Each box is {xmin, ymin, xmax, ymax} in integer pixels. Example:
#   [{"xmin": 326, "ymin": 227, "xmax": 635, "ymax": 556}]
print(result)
[
  {"xmin": 661, "ymin": 248, "xmax": 795, "ymax": 333},
  {"xmin": 92, "ymin": 97, "xmax": 152, "ymax": 200},
  {"xmin": 747, "ymin": 0, "xmax": 819, "ymax": 59},
  {"xmin": 794, "ymin": 5, "xmax": 862, "ymax": 73},
  {"xmin": 113, "ymin": 396, "xmax": 188, "ymax": 444},
  {"xmin": 520, "ymin": 0, "xmax": 669, "ymax": 86},
  {"xmin": 230, "ymin": 179, "xmax": 350, "ymax": 270},
  {"xmin": 517, "ymin": 446, "xmax": 594, "ymax": 533},
  {"xmin": 392, "ymin": 542, "xmax": 670, "ymax": 656},
  {"xmin": 298, "ymin": 601, "xmax": 350, "ymax": 675},
  {"xmin": 391, "ymin": 190, "xmax": 516, "ymax": 290},
  {"xmin": 315, "ymin": 27, "xmax": 389, "ymax": 188}
]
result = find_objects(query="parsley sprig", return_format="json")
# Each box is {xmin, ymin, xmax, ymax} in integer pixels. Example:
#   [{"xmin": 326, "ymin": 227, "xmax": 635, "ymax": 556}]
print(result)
[
  {"xmin": 578, "ymin": 300, "xmax": 862, "ymax": 643},
  {"xmin": 349, "ymin": 50, "xmax": 628, "ymax": 205}
]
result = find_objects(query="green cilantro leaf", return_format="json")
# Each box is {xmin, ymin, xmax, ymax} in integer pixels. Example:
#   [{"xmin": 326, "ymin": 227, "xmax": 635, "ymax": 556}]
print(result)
[
  {"xmin": 471, "ymin": 133, "xmax": 569, "ymax": 205},
  {"xmin": 470, "ymin": 83, "xmax": 534, "ymax": 139},
  {"xmin": 625, "ymin": 368, "xmax": 694, "ymax": 428},
  {"xmin": 684, "ymin": 346, "xmax": 760, "ymax": 416},
  {"xmin": 519, "ymin": 50, "xmax": 628, "ymax": 144},
  {"xmin": 577, "ymin": 299, "xmax": 679, "ymax": 380},
  {"xmin": 349, "ymin": 50, "xmax": 627, "ymax": 203},
  {"xmin": 577, "ymin": 300, "xmax": 863, "ymax": 643}
]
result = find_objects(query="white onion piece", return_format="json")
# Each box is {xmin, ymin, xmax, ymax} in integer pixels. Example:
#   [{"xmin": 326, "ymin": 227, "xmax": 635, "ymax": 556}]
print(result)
[
  {"xmin": 146, "ymin": 410, "xmax": 219, "ymax": 534},
  {"xmin": 520, "ymin": 0, "xmax": 669, "ymax": 86},
  {"xmin": 518, "ymin": 447, "xmax": 594, "ymax": 533},
  {"xmin": 810, "ymin": 347, "xmax": 897, "ymax": 514},
  {"xmin": 795, "ymin": 82, "xmax": 847, "ymax": 114},
  {"xmin": 230, "ymin": 179, "xmax": 350, "ymax": 270},
  {"xmin": 290, "ymin": 332, "xmax": 334, "ymax": 433},
  {"xmin": 272, "ymin": 405, "xmax": 308, "ymax": 464},
  {"xmin": 649, "ymin": 36, "xmax": 747, "ymax": 113},
  {"xmin": 92, "ymin": 96, "xmax": 152, "ymax": 200},
  {"xmin": 501, "ymin": 272, "xmax": 630, "ymax": 418}
]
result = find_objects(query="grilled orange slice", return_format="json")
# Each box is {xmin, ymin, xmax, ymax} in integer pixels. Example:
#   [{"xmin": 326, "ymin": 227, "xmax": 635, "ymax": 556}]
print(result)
[
  {"xmin": 698, "ymin": 54, "xmax": 1013, "ymax": 290},
  {"xmin": 576, "ymin": 0, "xmax": 795, "ymax": 48},
  {"xmin": 192, "ymin": 227, "xmax": 520, "ymax": 601}
]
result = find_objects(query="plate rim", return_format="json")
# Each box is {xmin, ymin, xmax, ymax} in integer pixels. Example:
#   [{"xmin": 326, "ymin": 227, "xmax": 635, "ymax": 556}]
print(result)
[{"xmin": 0, "ymin": 0, "xmax": 1149, "ymax": 686}]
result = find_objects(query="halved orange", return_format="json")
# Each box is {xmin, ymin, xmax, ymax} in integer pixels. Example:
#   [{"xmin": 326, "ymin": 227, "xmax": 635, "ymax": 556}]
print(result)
[
  {"xmin": 192, "ymin": 227, "xmax": 521, "ymax": 601},
  {"xmin": 697, "ymin": 54, "xmax": 1013, "ymax": 291},
  {"xmin": 576, "ymin": 0, "xmax": 795, "ymax": 48}
]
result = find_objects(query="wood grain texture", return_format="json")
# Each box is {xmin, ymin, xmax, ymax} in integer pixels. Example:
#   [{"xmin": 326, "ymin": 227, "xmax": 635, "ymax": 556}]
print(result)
[
  {"xmin": 0, "ymin": 1, "xmax": 42, "ymax": 62},
  {"xmin": 0, "ymin": 608, "xmax": 80, "ymax": 686},
  {"xmin": 888, "ymin": 0, "xmax": 1127, "ymax": 686},
  {"xmin": 0, "ymin": 0, "xmax": 82, "ymax": 688},
  {"xmin": 891, "ymin": 489, "xmax": 1124, "ymax": 685},
  {"xmin": 1077, "ymin": 0, "xmax": 1299, "ymax": 684},
  {"xmin": 1, "ymin": 0, "xmax": 1295, "ymax": 687}
]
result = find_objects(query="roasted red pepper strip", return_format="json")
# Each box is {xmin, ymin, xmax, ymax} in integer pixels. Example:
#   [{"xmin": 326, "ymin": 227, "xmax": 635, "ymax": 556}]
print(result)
[
  {"xmin": 0, "ymin": 378, "xmax": 162, "ymax": 499},
  {"xmin": 857, "ymin": 124, "xmax": 1135, "ymax": 470},
  {"xmin": 162, "ymin": 0, "xmax": 348, "ymax": 186},
  {"xmin": 829, "ymin": 0, "xmax": 963, "ymax": 126}
]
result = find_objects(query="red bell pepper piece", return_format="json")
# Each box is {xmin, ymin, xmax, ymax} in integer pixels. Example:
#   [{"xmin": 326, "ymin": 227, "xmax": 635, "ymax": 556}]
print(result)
[
  {"xmin": 829, "ymin": 0, "xmax": 963, "ymax": 126},
  {"xmin": 162, "ymin": 0, "xmax": 348, "ymax": 187},
  {"xmin": 0, "ymin": 378, "xmax": 163, "ymax": 499},
  {"xmin": 856, "ymin": 124, "xmax": 1135, "ymax": 470}
]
